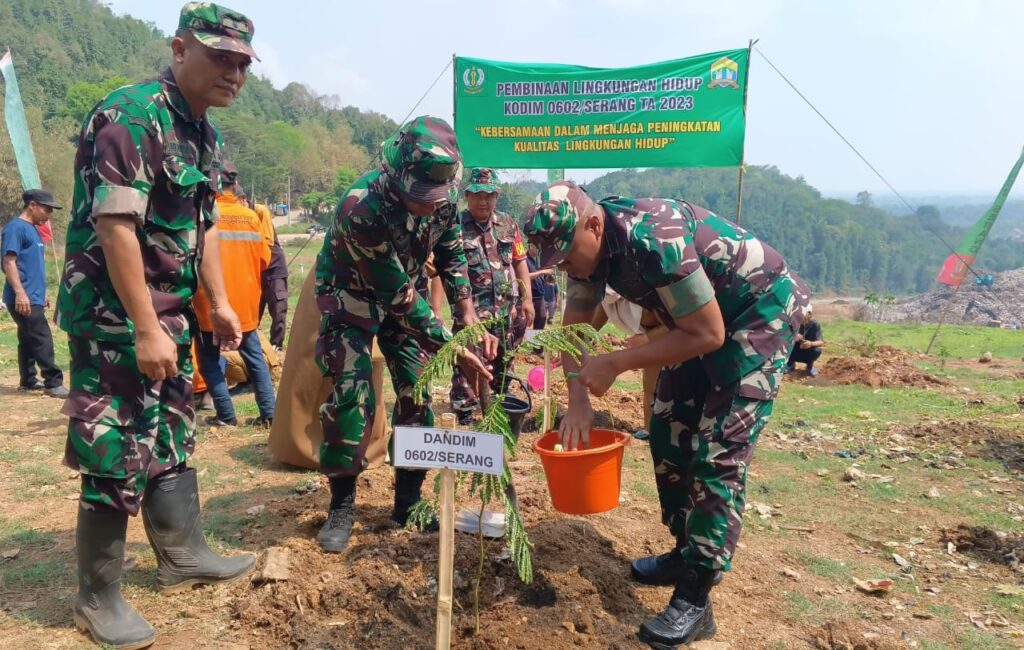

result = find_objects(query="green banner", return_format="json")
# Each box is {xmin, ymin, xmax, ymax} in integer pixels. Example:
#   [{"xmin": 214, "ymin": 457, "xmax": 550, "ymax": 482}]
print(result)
[{"xmin": 454, "ymin": 50, "xmax": 748, "ymax": 169}]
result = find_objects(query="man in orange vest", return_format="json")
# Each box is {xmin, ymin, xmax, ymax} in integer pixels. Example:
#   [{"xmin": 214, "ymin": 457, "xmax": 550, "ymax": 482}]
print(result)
[{"xmin": 193, "ymin": 161, "xmax": 276, "ymax": 426}]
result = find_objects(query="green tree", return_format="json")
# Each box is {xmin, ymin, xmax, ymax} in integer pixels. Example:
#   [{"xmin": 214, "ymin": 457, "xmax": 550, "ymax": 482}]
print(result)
[
  {"xmin": 333, "ymin": 166, "xmax": 359, "ymax": 201},
  {"xmin": 58, "ymin": 75, "xmax": 131, "ymax": 123}
]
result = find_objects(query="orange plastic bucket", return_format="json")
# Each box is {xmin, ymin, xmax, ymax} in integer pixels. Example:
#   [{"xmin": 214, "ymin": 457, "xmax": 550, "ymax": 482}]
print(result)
[{"xmin": 533, "ymin": 429, "xmax": 631, "ymax": 515}]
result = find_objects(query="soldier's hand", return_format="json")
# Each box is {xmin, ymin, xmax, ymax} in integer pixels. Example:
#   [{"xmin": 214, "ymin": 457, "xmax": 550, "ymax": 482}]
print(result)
[
  {"xmin": 578, "ymin": 352, "xmax": 622, "ymax": 398},
  {"xmin": 478, "ymin": 330, "xmax": 499, "ymax": 361},
  {"xmin": 558, "ymin": 400, "xmax": 593, "ymax": 450},
  {"xmin": 456, "ymin": 347, "xmax": 493, "ymax": 383},
  {"xmin": 522, "ymin": 300, "xmax": 535, "ymax": 327},
  {"xmin": 210, "ymin": 305, "xmax": 243, "ymax": 351},
  {"xmin": 136, "ymin": 328, "xmax": 178, "ymax": 381}
]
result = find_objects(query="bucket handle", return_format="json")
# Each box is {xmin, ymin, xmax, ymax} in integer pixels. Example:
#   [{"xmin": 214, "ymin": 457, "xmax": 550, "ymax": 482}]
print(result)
[{"xmin": 503, "ymin": 375, "xmax": 532, "ymax": 412}]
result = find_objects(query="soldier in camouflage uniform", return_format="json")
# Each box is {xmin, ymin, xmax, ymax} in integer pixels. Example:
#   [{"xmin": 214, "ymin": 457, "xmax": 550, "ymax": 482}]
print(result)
[
  {"xmin": 313, "ymin": 116, "xmax": 495, "ymax": 553},
  {"xmin": 524, "ymin": 181, "xmax": 809, "ymax": 648},
  {"xmin": 449, "ymin": 168, "xmax": 533, "ymax": 424},
  {"xmin": 55, "ymin": 4, "xmax": 259, "ymax": 647}
]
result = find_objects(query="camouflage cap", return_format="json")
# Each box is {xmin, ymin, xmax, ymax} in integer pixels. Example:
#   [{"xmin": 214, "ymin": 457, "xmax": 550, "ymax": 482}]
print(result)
[
  {"xmin": 381, "ymin": 116, "xmax": 463, "ymax": 205},
  {"xmin": 465, "ymin": 168, "xmax": 500, "ymax": 194},
  {"xmin": 523, "ymin": 181, "xmax": 590, "ymax": 268},
  {"xmin": 178, "ymin": 2, "xmax": 259, "ymax": 60}
]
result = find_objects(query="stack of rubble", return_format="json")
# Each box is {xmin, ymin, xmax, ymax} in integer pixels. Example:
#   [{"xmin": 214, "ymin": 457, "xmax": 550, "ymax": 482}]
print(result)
[{"xmin": 869, "ymin": 267, "xmax": 1024, "ymax": 327}]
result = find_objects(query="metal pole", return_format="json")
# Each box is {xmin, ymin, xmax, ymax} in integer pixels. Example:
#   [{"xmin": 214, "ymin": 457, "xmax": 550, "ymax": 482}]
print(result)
[
  {"xmin": 735, "ymin": 38, "xmax": 757, "ymax": 226},
  {"xmin": 287, "ymin": 172, "xmax": 291, "ymax": 226}
]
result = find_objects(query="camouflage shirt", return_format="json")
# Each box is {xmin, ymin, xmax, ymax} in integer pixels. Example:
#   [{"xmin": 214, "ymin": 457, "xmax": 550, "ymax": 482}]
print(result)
[
  {"xmin": 454, "ymin": 209, "xmax": 526, "ymax": 323},
  {"xmin": 567, "ymin": 197, "xmax": 809, "ymax": 398},
  {"xmin": 56, "ymin": 68, "xmax": 222, "ymax": 345},
  {"xmin": 314, "ymin": 169, "xmax": 471, "ymax": 351}
]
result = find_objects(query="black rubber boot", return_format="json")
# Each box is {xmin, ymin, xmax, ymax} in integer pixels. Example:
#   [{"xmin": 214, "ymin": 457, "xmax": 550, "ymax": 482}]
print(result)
[
  {"xmin": 631, "ymin": 538, "xmax": 723, "ymax": 587},
  {"xmin": 142, "ymin": 468, "xmax": 255, "ymax": 593},
  {"xmin": 317, "ymin": 476, "xmax": 356, "ymax": 553},
  {"xmin": 72, "ymin": 505, "xmax": 156, "ymax": 650},
  {"xmin": 391, "ymin": 468, "xmax": 438, "ymax": 531},
  {"xmin": 638, "ymin": 565, "xmax": 719, "ymax": 649}
]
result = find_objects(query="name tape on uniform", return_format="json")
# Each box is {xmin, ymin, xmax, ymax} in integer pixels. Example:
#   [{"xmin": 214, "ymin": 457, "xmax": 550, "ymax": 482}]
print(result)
[{"xmin": 394, "ymin": 426, "xmax": 505, "ymax": 476}]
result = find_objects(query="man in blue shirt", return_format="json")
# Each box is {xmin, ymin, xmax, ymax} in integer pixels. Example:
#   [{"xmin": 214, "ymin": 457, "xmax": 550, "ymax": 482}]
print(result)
[{"xmin": 2, "ymin": 190, "xmax": 67, "ymax": 397}]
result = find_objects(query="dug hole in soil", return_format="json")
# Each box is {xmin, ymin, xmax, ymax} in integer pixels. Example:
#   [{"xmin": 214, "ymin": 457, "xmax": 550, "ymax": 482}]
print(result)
[{"xmin": 229, "ymin": 446, "xmax": 657, "ymax": 649}]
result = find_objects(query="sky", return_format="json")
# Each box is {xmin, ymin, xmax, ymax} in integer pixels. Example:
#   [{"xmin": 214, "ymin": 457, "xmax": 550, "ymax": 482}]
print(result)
[{"xmin": 105, "ymin": 0, "xmax": 1024, "ymax": 200}]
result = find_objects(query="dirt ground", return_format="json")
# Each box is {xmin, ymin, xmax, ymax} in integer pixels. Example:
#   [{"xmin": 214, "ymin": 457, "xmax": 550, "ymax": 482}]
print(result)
[{"xmin": 0, "ymin": 335, "xmax": 1022, "ymax": 649}]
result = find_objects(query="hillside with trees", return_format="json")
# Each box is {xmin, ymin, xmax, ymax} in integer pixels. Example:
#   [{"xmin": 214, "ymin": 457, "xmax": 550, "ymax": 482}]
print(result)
[
  {"xmin": 0, "ymin": 0, "xmax": 394, "ymax": 230},
  {"xmin": 1, "ymin": 0, "xmax": 1021, "ymax": 295},
  {"xmin": 582, "ymin": 166, "xmax": 1024, "ymax": 294}
]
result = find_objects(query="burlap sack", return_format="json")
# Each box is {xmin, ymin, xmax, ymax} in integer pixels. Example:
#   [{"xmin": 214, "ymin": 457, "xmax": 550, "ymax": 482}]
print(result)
[{"xmin": 268, "ymin": 269, "xmax": 389, "ymax": 469}]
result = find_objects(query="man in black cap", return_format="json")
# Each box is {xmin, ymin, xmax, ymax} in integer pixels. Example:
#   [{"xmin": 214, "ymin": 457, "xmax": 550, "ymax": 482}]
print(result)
[{"xmin": 2, "ymin": 189, "xmax": 68, "ymax": 398}]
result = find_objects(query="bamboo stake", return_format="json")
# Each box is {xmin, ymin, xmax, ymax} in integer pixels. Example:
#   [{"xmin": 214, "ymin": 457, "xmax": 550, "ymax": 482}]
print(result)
[
  {"xmin": 925, "ymin": 280, "xmax": 966, "ymax": 355},
  {"xmin": 542, "ymin": 348, "xmax": 551, "ymax": 432},
  {"xmin": 435, "ymin": 412, "xmax": 458, "ymax": 649}
]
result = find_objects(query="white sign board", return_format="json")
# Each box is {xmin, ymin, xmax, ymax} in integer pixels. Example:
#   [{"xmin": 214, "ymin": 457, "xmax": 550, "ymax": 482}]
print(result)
[{"xmin": 394, "ymin": 426, "xmax": 505, "ymax": 476}]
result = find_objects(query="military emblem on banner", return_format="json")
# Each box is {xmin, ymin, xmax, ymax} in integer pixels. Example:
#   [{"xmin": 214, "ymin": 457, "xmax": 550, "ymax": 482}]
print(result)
[
  {"xmin": 708, "ymin": 56, "xmax": 740, "ymax": 89},
  {"xmin": 463, "ymin": 65, "xmax": 485, "ymax": 94}
]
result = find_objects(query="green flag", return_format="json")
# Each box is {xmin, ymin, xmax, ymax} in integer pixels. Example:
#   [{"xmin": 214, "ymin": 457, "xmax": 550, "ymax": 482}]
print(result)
[
  {"xmin": 936, "ymin": 146, "xmax": 1024, "ymax": 286},
  {"xmin": 1, "ymin": 50, "xmax": 42, "ymax": 190}
]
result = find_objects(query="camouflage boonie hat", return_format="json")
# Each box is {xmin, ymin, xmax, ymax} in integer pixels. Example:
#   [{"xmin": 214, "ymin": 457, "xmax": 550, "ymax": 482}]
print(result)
[
  {"xmin": 178, "ymin": 2, "xmax": 259, "ymax": 60},
  {"xmin": 466, "ymin": 168, "xmax": 500, "ymax": 194},
  {"xmin": 523, "ymin": 181, "xmax": 589, "ymax": 268},
  {"xmin": 381, "ymin": 116, "xmax": 463, "ymax": 205}
]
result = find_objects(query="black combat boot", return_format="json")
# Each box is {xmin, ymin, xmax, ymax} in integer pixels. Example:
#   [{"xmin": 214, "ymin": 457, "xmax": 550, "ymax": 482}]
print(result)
[
  {"xmin": 317, "ymin": 476, "xmax": 356, "ymax": 553},
  {"xmin": 631, "ymin": 538, "xmax": 723, "ymax": 587},
  {"xmin": 638, "ymin": 564, "xmax": 719, "ymax": 649},
  {"xmin": 141, "ymin": 468, "xmax": 255, "ymax": 593},
  {"xmin": 72, "ymin": 505, "xmax": 156, "ymax": 650},
  {"xmin": 391, "ymin": 468, "xmax": 438, "ymax": 531}
]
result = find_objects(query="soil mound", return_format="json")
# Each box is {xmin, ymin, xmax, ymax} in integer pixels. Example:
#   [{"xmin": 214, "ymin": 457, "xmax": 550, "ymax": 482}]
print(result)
[{"xmin": 820, "ymin": 356, "xmax": 947, "ymax": 389}]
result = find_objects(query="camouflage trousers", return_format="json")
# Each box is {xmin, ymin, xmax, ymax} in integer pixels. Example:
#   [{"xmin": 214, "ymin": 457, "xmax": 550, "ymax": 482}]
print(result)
[
  {"xmin": 449, "ymin": 320, "xmax": 516, "ymax": 416},
  {"xmin": 62, "ymin": 336, "xmax": 195, "ymax": 515},
  {"xmin": 316, "ymin": 315, "xmax": 432, "ymax": 477},
  {"xmin": 648, "ymin": 358, "xmax": 774, "ymax": 572}
]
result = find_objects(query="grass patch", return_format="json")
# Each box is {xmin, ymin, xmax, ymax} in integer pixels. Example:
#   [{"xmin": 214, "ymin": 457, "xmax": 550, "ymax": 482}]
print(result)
[
  {"xmin": 957, "ymin": 628, "xmax": 1020, "ymax": 650},
  {"xmin": 776, "ymin": 383, "xmax": 975, "ymax": 427},
  {"xmin": 0, "ymin": 518, "xmax": 58, "ymax": 553},
  {"xmin": 988, "ymin": 590, "xmax": 1024, "ymax": 618},
  {"xmin": 0, "ymin": 449, "xmax": 26, "ymax": 463},
  {"xmin": 826, "ymin": 320, "xmax": 1024, "ymax": 360},
  {"xmin": 628, "ymin": 480, "xmax": 658, "ymax": 501},
  {"xmin": 787, "ymin": 549, "xmax": 853, "ymax": 581},
  {"xmin": 784, "ymin": 592, "xmax": 814, "ymax": 621},
  {"xmin": 2, "ymin": 557, "xmax": 72, "ymax": 589},
  {"xmin": 13, "ymin": 463, "xmax": 62, "ymax": 488},
  {"xmin": 231, "ymin": 443, "xmax": 269, "ymax": 469}
]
